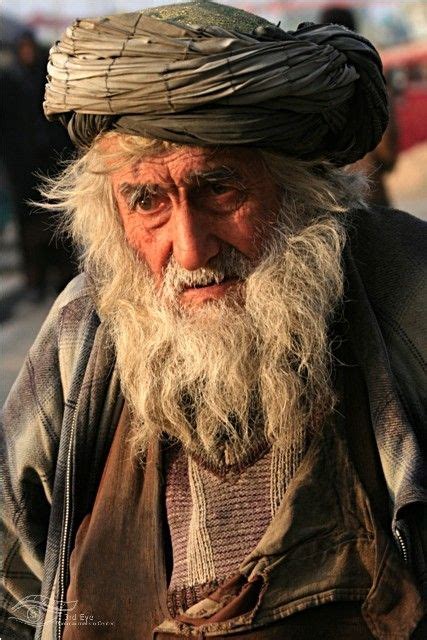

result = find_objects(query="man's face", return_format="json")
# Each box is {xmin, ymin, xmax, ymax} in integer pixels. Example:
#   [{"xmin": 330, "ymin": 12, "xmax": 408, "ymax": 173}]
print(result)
[{"xmin": 111, "ymin": 146, "xmax": 281, "ymax": 307}]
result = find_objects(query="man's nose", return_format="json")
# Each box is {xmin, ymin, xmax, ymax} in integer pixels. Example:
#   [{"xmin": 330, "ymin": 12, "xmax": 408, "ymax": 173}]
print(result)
[{"xmin": 171, "ymin": 198, "xmax": 220, "ymax": 271}]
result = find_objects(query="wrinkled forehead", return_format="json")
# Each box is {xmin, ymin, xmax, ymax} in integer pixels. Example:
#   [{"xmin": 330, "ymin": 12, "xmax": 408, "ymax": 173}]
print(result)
[{"xmin": 106, "ymin": 140, "xmax": 269, "ymax": 188}]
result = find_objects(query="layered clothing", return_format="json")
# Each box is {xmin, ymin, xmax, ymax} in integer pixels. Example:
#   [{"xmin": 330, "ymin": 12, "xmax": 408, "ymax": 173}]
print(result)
[{"xmin": 1, "ymin": 206, "xmax": 426, "ymax": 639}]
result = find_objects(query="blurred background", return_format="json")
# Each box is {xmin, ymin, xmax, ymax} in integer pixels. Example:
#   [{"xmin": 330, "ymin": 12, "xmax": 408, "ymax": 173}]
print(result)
[{"xmin": 1, "ymin": 0, "xmax": 427, "ymax": 403}]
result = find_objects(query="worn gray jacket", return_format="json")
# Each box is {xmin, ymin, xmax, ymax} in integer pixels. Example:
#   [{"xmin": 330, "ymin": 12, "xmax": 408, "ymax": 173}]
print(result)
[{"xmin": 1, "ymin": 206, "xmax": 426, "ymax": 639}]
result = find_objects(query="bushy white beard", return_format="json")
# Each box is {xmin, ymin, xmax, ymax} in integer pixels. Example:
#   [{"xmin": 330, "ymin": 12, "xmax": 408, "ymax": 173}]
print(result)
[{"xmin": 99, "ymin": 213, "xmax": 346, "ymax": 467}]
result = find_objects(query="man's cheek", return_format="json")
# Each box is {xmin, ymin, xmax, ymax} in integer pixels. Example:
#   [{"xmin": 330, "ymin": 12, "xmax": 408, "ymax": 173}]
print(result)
[
  {"xmin": 122, "ymin": 216, "xmax": 153, "ymax": 252},
  {"xmin": 124, "ymin": 228, "xmax": 165, "ymax": 282},
  {"xmin": 124, "ymin": 222, "xmax": 143, "ymax": 249}
]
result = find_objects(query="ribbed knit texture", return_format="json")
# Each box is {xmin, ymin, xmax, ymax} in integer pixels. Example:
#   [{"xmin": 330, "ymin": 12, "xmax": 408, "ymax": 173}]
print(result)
[{"xmin": 165, "ymin": 439, "xmax": 306, "ymax": 616}]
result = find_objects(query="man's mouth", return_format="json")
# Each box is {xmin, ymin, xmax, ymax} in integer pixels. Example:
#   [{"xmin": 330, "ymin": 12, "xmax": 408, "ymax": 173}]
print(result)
[
  {"xmin": 186, "ymin": 275, "xmax": 226, "ymax": 290},
  {"xmin": 161, "ymin": 248, "xmax": 252, "ymax": 303},
  {"xmin": 179, "ymin": 276, "xmax": 241, "ymax": 304}
]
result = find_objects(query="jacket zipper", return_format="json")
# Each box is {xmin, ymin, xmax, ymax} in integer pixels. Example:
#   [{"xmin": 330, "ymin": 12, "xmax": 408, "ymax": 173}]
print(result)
[
  {"xmin": 56, "ymin": 413, "xmax": 77, "ymax": 640},
  {"xmin": 394, "ymin": 526, "xmax": 409, "ymax": 564}
]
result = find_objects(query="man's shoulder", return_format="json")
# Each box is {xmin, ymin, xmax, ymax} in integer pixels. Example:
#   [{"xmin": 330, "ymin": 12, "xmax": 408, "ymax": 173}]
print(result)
[
  {"xmin": 48, "ymin": 273, "xmax": 101, "ymax": 364},
  {"xmin": 55, "ymin": 272, "xmax": 95, "ymax": 311},
  {"xmin": 46, "ymin": 272, "xmax": 98, "ymax": 332},
  {"xmin": 24, "ymin": 274, "xmax": 100, "ymax": 386},
  {"xmin": 348, "ymin": 205, "xmax": 426, "ymax": 307},
  {"xmin": 349, "ymin": 204, "xmax": 426, "ymax": 257},
  {"xmin": 347, "ymin": 205, "xmax": 426, "ymax": 435}
]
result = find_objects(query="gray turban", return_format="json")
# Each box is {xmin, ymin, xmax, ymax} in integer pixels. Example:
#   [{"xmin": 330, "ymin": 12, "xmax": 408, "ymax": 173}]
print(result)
[{"xmin": 44, "ymin": 0, "xmax": 388, "ymax": 165}]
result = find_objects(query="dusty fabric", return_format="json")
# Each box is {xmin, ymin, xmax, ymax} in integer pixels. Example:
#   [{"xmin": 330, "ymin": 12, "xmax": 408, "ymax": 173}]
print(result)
[
  {"xmin": 62, "ymin": 397, "xmax": 422, "ymax": 639},
  {"xmin": 156, "ymin": 410, "xmax": 423, "ymax": 638},
  {"xmin": 61, "ymin": 404, "xmax": 169, "ymax": 640},
  {"xmin": 44, "ymin": 2, "xmax": 387, "ymax": 164},
  {"xmin": 153, "ymin": 602, "xmax": 377, "ymax": 639}
]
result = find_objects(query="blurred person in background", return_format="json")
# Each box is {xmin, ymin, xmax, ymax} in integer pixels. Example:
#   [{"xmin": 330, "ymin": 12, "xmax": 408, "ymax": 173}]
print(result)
[
  {"xmin": 320, "ymin": 5, "xmax": 357, "ymax": 31},
  {"xmin": 1, "ymin": 31, "xmax": 77, "ymax": 301},
  {"xmin": 320, "ymin": 5, "xmax": 399, "ymax": 206},
  {"xmin": 1, "ymin": 2, "xmax": 425, "ymax": 639}
]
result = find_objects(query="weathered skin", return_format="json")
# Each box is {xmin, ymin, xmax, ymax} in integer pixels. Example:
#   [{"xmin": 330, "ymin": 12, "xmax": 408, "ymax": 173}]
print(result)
[{"xmin": 111, "ymin": 146, "xmax": 281, "ymax": 306}]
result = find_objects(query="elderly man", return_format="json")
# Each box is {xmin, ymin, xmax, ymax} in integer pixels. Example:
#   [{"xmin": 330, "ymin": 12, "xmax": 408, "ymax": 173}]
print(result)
[{"xmin": 1, "ymin": 2, "xmax": 425, "ymax": 639}]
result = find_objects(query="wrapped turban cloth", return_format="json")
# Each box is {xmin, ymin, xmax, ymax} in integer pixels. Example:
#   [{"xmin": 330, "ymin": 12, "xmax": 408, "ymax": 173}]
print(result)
[{"xmin": 44, "ymin": 0, "xmax": 388, "ymax": 165}]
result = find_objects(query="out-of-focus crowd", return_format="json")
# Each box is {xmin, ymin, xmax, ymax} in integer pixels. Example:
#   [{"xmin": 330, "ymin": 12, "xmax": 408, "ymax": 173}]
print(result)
[{"xmin": 1, "ymin": 31, "xmax": 77, "ymax": 302}]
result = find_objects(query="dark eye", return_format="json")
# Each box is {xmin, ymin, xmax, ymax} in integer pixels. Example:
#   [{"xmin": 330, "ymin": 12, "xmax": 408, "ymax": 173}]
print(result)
[
  {"xmin": 193, "ymin": 180, "xmax": 245, "ymax": 214},
  {"xmin": 136, "ymin": 191, "xmax": 156, "ymax": 211},
  {"xmin": 209, "ymin": 182, "xmax": 233, "ymax": 195},
  {"xmin": 133, "ymin": 187, "xmax": 166, "ymax": 214}
]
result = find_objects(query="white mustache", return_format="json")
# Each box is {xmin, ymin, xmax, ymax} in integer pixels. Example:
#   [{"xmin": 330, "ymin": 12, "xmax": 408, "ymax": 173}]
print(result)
[{"xmin": 161, "ymin": 247, "xmax": 252, "ymax": 297}]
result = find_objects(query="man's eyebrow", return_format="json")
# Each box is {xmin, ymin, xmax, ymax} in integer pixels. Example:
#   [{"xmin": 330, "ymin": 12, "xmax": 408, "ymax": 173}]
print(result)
[
  {"xmin": 118, "ymin": 167, "xmax": 244, "ymax": 205},
  {"xmin": 119, "ymin": 182, "xmax": 160, "ymax": 210},
  {"xmin": 187, "ymin": 167, "xmax": 243, "ymax": 185},
  {"xmin": 120, "ymin": 182, "xmax": 159, "ymax": 195}
]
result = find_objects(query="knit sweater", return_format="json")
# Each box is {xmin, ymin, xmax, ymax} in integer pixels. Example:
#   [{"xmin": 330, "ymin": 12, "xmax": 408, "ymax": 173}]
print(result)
[{"xmin": 165, "ymin": 439, "xmax": 306, "ymax": 616}]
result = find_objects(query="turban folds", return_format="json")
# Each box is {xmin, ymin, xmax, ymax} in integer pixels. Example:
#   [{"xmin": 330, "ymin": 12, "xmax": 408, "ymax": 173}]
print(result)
[{"xmin": 44, "ymin": 1, "xmax": 388, "ymax": 165}]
